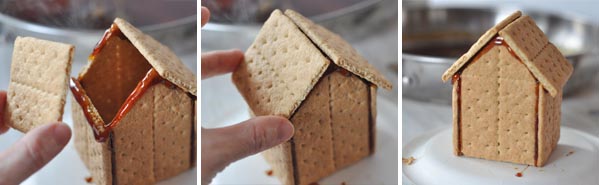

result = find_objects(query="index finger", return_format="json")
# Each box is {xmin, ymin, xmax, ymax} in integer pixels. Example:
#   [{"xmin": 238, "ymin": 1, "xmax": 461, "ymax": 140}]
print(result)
[
  {"xmin": 201, "ymin": 49, "xmax": 244, "ymax": 79},
  {"xmin": 201, "ymin": 6, "xmax": 210, "ymax": 27},
  {"xmin": 0, "ymin": 91, "xmax": 8, "ymax": 134}
]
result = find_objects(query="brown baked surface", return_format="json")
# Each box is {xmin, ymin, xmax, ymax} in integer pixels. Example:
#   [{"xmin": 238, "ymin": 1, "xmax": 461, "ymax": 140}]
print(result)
[
  {"xmin": 73, "ymin": 18, "xmax": 196, "ymax": 184},
  {"xmin": 112, "ymin": 83, "xmax": 156, "ymax": 184},
  {"xmin": 232, "ymin": 9, "xmax": 330, "ymax": 119},
  {"xmin": 5, "ymin": 37, "xmax": 73, "ymax": 132},
  {"xmin": 239, "ymin": 9, "xmax": 382, "ymax": 185},
  {"xmin": 460, "ymin": 45, "xmax": 537, "ymax": 165},
  {"xmin": 290, "ymin": 73, "xmax": 335, "ymax": 184},
  {"xmin": 284, "ymin": 10, "xmax": 391, "ymax": 90},
  {"xmin": 73, "ymin": 98, "xmax": 113, "ymax": 185},
  {"xmin": 329, "ymin": 72, "xmax": 371, "ymax": 169},
  {"xmin": 114, "ymin": 18, "xmax": 196, "ymax": 95},
  {"xmin": 444, "ymin": 12, "xmax": 573, "ymax": 98},
  {"xmin": 537, "ymin": 85, "xmax": 561, "ymax": 166},
  {"xmin": 262, "ymin": 142, "xmax": 295, "ymax": 185},
  {"xmin": 79, "ymin": 34, "xmax": 152, "ymax": 122},
  {"xmin": 442, "ymin": 11, "xmax": 522, "ymax": 82},
  {"xmin": 153, "ymin": 84, "xmax": 194, "ymax": 180}
]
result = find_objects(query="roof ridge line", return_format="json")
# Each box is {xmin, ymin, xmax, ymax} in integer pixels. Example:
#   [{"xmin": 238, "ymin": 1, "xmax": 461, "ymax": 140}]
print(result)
[{"xmin": 528, "ymin": 42, "xmax": 550, "ymax": 62}]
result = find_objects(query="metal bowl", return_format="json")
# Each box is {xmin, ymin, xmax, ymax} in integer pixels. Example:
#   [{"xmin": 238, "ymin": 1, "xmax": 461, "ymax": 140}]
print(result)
[
  {"xmin": 201, "ymin": 0, "xmax": 395, "ymax": 51},
  {"xmin": 0, "ymin": 0, "xmax": 197, "ymax": 62},
  {"xmin": 403, "ymin": 7, "xmax": 599, "ymax": 104}
]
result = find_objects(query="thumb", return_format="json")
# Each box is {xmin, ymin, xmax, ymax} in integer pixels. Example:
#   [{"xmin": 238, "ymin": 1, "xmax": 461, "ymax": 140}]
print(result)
[
  {"xmin": 201, "ymin": 116, "xmax": 293, "ymax": 183},
  {"xmin": 201, "ymin": 6, "xmax": 210, "ymax": 27},
  {"xmin": 209, "ymin": 116, "xmax": 294, "ymax": 162},
  {"xmin": 0, "ymin": 123, "xmax": 71, "ymax": 185}
]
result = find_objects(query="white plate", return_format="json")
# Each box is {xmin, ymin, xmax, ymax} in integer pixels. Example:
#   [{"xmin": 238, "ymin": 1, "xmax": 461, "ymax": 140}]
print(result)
[{"xmin": 402, "ymin": 127, "xmax": 599, "ymax": 185}]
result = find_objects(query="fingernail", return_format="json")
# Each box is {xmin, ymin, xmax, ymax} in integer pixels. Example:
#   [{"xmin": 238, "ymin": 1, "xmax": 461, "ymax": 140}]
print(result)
[
  {"xmin": 52, "ymin": 123, "xmax": 71, "ymax": 145},
  {"xmin": 277, "ymin": 120, "xmax": 294, "ymax": 141}
]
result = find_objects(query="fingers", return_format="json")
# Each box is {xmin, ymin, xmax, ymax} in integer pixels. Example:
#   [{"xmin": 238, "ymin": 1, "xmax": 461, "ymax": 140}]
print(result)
[
  {"xmin": 201, "ymin": 49, "xmax": 244, "ymax": 79},
  {"xmin": 0, "ymin": 91, "xmax": 8, "ymax": 134},
  {"xmin": 220, "ymin": 116, "xmax": 294, "ymax": 158},
  {"xmin": 0, "ymin": 123, "xmax": 71, "ymax": 184},
  {"xmin": 201, "ymin": 116, "xmax": 293, "ymax": 183},
  {"xmin": 201, "ymin": 6, "xmax": 210, "ymax": 27},
  {"xmin": 200, "ymin": 6, "xmax": 243, "ymax": 80}
]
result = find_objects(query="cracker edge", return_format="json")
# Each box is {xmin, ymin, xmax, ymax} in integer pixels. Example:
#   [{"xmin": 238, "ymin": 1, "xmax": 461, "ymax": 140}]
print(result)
[
  {"xmin": 284, "ymin": 9, "xmax": 392, "ymax": 90},
  {"xmin": 369, "ymin": 84, "xmax": 377, "ymax": 154},
  {"xmin": 262, "ymin": 142, "xmax": 295, "ymax": 185},
  {"xmin": 113, "ymin": 18, "xmax": 197, "ymax": 96},
  {"xmin": 452, "ymin": 80, "xmax": 460, "ymax": 156},
  {"xmin": 441, "ymin": 11, "xmax": 522, "ymax": 82},
  {"xmin": 536, "ymin": 85, "xmax": 561, "ymax": 167},
  {"xmin": 72, "ymin": 96, "xmax": 113, "ymax": 185}
]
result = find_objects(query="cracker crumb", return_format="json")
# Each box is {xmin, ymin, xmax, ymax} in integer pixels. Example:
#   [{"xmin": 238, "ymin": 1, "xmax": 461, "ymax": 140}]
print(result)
[
  {"xmin": 85, "ymin": 176, "xmax": 93, "ymax": 183},
  {"xmin": 341, "ymin": 182, "xmax": 346, "ymax": 185},
  {"xmin": 515, "ymin": 165, "xmax": 530, "ymax": 178},
  {"xmin": 266, "ymin": 169, "xmax": 274, "ymax": 176},
  {"xmin": 566, "ymin": 150, "xmax": 575, "ymax": 157},
  {"xmin": 402, "ymin": 156, "xmax": 416, "ymax": 165}
]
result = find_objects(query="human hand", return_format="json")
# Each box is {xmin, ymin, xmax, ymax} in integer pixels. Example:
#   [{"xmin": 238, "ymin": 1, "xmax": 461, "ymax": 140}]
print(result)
[
  {"xmin": 0, "ymin": 91, "xmax": 72, "ymax": 185},
  {"xmin": 200, "ymin": 6, "xmax": 295, "ymax": 185}
]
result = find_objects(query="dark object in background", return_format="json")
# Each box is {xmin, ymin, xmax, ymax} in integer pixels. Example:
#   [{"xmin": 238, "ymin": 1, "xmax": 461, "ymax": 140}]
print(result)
[
  {"xmin": 403, "ymin": 7, "xmax": 599, "ymax": 104},
  {"xmin": 0, "ymin": 0, "xmax": 196, "ymax": 29},
  {"xmin": 0, "ymin": 0, "xmax": 198, "ymax": 59},
  {"xmin": 201, "ymin": 0, "xmax": 366, "ymax": 24}
]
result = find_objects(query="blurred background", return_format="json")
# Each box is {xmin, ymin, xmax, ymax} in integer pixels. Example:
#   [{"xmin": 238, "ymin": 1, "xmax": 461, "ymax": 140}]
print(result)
[
  {"xmin": 0, "ymin": 0, "xmax": 197, "ymax": 184},
  {"xmin": 402, "ymin": 0, "xmax": 599, "ymax": 184},
  {"xmin": 201, "ymin": 0, "xmax": 398, "ymax": 184}
]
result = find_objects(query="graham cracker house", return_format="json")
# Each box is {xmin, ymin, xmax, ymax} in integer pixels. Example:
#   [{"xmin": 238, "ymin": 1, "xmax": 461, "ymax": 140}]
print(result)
[
  {"xmin": 442, "ymin": 11, "xmax": 573, "ymax": 167},
  {"xmin": 232, "ymin": 10, "xmax": 391, "ymax": 185},
  {"xmin": 71, "ymin": 18, "xmax": 196, "ymax": 184}
]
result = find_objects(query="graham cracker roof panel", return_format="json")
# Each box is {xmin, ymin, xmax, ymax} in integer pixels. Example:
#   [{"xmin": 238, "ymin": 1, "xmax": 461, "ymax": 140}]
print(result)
[
  {"xmin": 499, "ymin": 16, "xmax": 573, "ymax": 96},
  {"xmin": 442, "ymin": 11, "xmax": 573, "ymax": 97},
  {"xmin": 520, "ymin": 43, "xmax": 572, "ymax": 96},
  {"xmin": 499, "ymin": 16, "xmax": 549, "ymax": 62},
  {"xmin": 284, "ymin": 9, "xmax": 392, "ymax": 90},
  {"xmin": 442, "ymin": 11, "xmax": 522, "ymax": 82},
  {"xmin": 232, "ymin": 9, "xmax": 331, "ymax": 118},
  {"xmin": 114, "ymin": 18, "xmax": 197, "ymax": 96}
]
